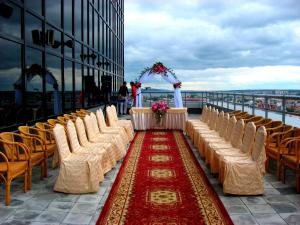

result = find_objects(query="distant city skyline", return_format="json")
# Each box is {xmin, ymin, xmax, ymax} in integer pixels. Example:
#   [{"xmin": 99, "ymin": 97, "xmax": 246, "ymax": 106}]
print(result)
[{"xmin": 124, "ymin": 0, "xmax": 300, "ymax": 90}]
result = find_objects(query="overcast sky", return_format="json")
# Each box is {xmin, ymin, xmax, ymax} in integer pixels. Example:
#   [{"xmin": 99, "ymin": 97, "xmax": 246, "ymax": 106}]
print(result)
[{"xmin": 124, "ymin": 0, "xmax": 300, "ymax": 90}]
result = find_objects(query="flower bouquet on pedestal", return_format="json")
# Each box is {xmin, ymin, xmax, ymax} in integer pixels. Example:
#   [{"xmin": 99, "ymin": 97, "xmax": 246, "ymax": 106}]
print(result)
[{"xmin": 151, "ymin": 101, "xmax": 169, "ymax": 124}]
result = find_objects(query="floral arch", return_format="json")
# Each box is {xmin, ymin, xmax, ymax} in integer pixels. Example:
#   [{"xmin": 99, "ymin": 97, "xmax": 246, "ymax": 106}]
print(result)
[
  {"xmin": 14, "ymin": 64, "xmax": 62, "ymax": 115},
  {"xmin": 135, "ymin": 62, "xmax": 183, "ymax": 108}
]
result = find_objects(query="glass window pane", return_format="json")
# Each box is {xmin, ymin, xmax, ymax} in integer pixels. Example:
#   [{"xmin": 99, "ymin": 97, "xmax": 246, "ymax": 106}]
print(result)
[
  {"xmin": 75, "ymin": 63, "xmax": 82, "ymax": 108},
  {"xmin": 83, "ymin": 0, "xmax": 88, "ymax": 43},
  {"xmin": 75, "ymin": 41, "xmax": 81, "ymax": 60},
  {"xmin": 64, "ymin": 0, "xmax": 72, "ymax": 34},
  {"xmin": 0, "ymin": 38, "xmax": 22, "ymax": 128},
  {"xmin": 0, "ymin": 2, "xmax": 21, "ymax": 38},
  {"xmin": 26, "ymin": 0, "xmax": 42, "ymax": 15},
  {"xmin": 25, "ymin": 48, "xmax": 43, "ymax": 122},
  {"xmin": 25, "ymin": 13, "xmax": 42, "ymax": 46},
  {"xmin": 46, "ymin": 25, "xmax": 61, "ymax": 54},
  {"xmin": 64, "ymin": 60, "xmax": 73, "ymax": 110},
  {"xmin": 64, "ymin": 35, "xmax": 73, "ymax": 58},
  {"xmin": 45, "ymin": 0, "xmax": 61, "ymax": 27},
  {"xmin": 74, "ymin": 0, "xmax": 82, "ymax": 39},
  {"xmin": 46, "ymin": 54, "xmax": 62, "ymax": 115}
]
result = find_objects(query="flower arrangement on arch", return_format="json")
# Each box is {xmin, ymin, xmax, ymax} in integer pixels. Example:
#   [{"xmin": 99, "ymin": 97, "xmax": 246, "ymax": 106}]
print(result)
[
  {"xmin": 135, "ymin": 82, "xmax": 141, "ymax": 88},
  {"xmin": 151, "ymin": 101, "xmax": 170, "ymax": 124},
  {"xmin": 173, "ymin": 82, "xmax": 182, "ymax": 89},
  {"xmin": 139, "ymin": 62, "xmax": 177, "ymax": 78}
]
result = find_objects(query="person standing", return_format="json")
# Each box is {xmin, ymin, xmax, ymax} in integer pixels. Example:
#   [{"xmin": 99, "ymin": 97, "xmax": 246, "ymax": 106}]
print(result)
[
  {"xmin": 118, "ymin": 81, "xmax": 129, "ymax": 115},
  {"xmin": 130, "ymin": 81, "xmax": 137, "ymax": 107}
]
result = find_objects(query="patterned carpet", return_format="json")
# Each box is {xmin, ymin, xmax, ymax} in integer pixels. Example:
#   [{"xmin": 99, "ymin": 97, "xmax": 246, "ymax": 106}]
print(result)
[{"xmin": 97, "ymin": 130, "xmax": 233, "ymax": 225}]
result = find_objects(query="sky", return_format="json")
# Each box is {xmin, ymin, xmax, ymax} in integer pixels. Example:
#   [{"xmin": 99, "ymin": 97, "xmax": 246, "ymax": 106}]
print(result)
[{"xmin": 124, "ymin": 0, "xmax": 300, "ymax": 90}]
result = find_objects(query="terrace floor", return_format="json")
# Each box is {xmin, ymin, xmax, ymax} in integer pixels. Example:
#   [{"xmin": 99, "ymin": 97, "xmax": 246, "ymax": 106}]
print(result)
[{"xmin": 0, "ymin": 114, "xmax": 300, "ymax": 225}]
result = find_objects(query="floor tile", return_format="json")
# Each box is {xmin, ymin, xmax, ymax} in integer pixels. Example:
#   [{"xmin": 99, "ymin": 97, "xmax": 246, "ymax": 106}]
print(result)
[
  {"xmin": 47, "ymin": 201, "xmax": 75, "ymax": 212},
  {"xmin": 270, "ymin": 203, "xmax": 300, "ymax": 214},
  {"xmin": 71, "ymin": 202, "xmax": 98, "ymax": 214},
  {"xmin": 230, "ymin": 214, "xmax": 258, "ymax": 225},
  {"xmin": 227, "ymin": 205, "xmax": 250, "ymax": 214},
  {"xmin": 241, "ymin": 197, "xmax": 267, "ymax": 205},
  {"xmin": 280, "ymin": 213, "xmax": 300, "ymax": 225},
  {"xmin": 253, "ymin": 214, "xmax": 288, "ymax": 225},
  {"xmin": 62, "ymin": 212, "xmax": 93, "ymax": 225},
  {"xmin": 35, "ymin": 210, "xmax": 67, "ymax": 223},
  {"xmin": 247, "ymin": 204, "xmax": 277, "ymax": 214}
]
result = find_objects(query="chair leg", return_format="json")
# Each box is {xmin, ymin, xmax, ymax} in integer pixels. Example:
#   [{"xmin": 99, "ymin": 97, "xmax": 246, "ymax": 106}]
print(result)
[
  {"xmin": 296, "ymin": 170, "xmax": 300, "ymax": 193},
  {"xmin": 265, "ymin": 157, "xmax": 270, "ymax": 172},
  {"xmin": 24, "ymin": 171, "xmax": 28, "ymax": 193},
  {"xmin": 281, "ymin": 165, "xmax": 286, "ymax": 184},
  {"xmin": 5, "ymin": 180, "xmax": 11, "ymax": 206},
  {"xmin": 28, "ymin": 168, "xmax": 32, "ymax": 190},
  {"xmin": 276, "ymin": 158, "xmax": 281, "ymax": 180},
  {"xmin": 43, "ymin": 159, "xmax": 48, "ymax": 178}
]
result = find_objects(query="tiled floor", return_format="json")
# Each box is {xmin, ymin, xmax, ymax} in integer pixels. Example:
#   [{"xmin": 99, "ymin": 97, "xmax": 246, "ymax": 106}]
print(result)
[{"xmin": 0, "ymin": 114, "xmax": 300, "ymax": 225}]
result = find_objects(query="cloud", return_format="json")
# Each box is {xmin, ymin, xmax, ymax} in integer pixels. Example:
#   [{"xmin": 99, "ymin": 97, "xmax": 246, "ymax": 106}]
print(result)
[{"xmin": 124, "ymin": 0, "xmax": 300, "ymax": 90}]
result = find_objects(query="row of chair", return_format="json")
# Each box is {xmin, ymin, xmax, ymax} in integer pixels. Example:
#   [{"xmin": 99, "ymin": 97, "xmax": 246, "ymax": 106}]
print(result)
[
  {"xmin": 0, "ymin": 106, "xmax": 134, "ymax": 205},
  {"xmin": 187, "ymin": 106, "xmax": 300, "ymax": 193},
  {"xmin": 52, "ymin": 107, "xmax": 134, "ymax": 194},
  {"xmin": 187, "ymin": 106, "xmax": 267, "ymax": 195}
]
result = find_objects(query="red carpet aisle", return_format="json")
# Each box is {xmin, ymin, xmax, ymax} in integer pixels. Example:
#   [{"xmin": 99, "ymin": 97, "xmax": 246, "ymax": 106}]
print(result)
[{"xmin": 97, "ymin": 131, "xmax": 233, "ymax": 225}]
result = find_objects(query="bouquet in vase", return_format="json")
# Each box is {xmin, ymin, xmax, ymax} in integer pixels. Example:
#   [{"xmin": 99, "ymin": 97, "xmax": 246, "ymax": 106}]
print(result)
[{"xmin": 151, "ymin": 101, "xmax": 169, "ymax": 124}]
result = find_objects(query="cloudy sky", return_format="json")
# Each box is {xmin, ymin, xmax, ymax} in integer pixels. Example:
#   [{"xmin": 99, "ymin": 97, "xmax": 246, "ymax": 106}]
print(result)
[{"xmin": 124, "ymin": 0, "xmax": 300, "ymax": 90}]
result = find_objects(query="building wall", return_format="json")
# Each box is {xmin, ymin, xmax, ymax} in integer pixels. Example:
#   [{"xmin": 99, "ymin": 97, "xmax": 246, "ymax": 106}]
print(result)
[{"xmin": 0, "ymin": 0, "xmax": 124, "ymax": 130}]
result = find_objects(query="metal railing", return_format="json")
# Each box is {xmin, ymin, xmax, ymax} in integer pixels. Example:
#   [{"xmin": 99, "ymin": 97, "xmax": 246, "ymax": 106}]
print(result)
[{"xmin": 136, "ymin": 91, "xmax": 300, "ymax": 127}]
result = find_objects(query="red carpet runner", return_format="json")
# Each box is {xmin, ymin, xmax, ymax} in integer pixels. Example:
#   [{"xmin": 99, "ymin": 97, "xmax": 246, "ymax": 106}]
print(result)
[{"xmin": 97, "ymin": 131, "xmax": 233, "ymax": 225}]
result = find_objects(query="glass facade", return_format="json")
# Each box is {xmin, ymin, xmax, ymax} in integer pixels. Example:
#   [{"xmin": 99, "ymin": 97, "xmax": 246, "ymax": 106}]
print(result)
[{"xmin": 0, "ymin": 0, "xmax": 124, "ymax": 131}]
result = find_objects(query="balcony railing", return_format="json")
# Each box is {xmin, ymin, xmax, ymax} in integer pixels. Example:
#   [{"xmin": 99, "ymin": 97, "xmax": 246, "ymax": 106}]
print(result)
[{"xmin": 137, "ymin": 91, "xmax": 300, "ymax": 127}]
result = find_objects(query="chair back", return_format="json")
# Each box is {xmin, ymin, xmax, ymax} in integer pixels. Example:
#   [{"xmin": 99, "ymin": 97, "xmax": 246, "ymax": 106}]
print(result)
[
  {"xmin": 208, "ymin": 108, "xmax": 217, "ymax": 130},
  {"xmin": 35, "ymin": 122, "xmax": 54, "ymax": 143},
  {"xmin": 83, "ymin": 115, "xmax": 99, "ymax": 141},
  {"xmin": 224, "ymin": 116, "xmax": 237, "ymax": 142},
  {"xmin": 66, "ymin": 120, "xmax": 82, "ymax": 153},
  {"xmin": 75, "ymin": 117, "xmax": 90, "ymax": 146},
  {"xmin": 203, "ymin": 106, "xmax": 212, "ymax": 123},
  {"xmin": 201, "ymin": 105, "xmax": 208, "ymax": 122},
  {"xmin": 96, "ymin": 109, "xmax": 107, "ymax": 131},
  {"xmin": 53, "ymin": 124, "xmax": 71, "ymax": 160},
  {"xmin": 240, "ymin": 122, "xmax": 256, "ymax": 154},
  {"xmin": 110, "ymin": 105, "xmax": 119, "ymax": 120},
  {"xmin": 230, "ymin": 119, "xmax": 245, "ymax": 148},
  {"xmin": 90, "ymin": 112, "xmax": 101, "ymax": 133},
  {"xmin": 251, "ymin": 126, "xmax": 267, "ymax": 174},
  {"xmin": 219, "ymin": 113, "xmax": 230, "ymax": 138},
  {"xmin": 215, "ymin": 111, "xmax": 224, "ymax": 132},
  {"xmin": 0, "ymin": 132, "xmax": 27, "ymax": 161}
]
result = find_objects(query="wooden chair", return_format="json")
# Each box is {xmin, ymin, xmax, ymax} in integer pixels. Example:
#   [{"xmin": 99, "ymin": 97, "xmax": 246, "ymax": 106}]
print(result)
[
  {"xmin": 280, "ymin": 138, "xmax": 300, "ymax": 192},
  {"xmin": 57, "ymin": 116, "xmax": 68, "ymax": 124},
  {"xmin": 35, "ymin": 122, "xmax": 58, "ymax": 168},
  {"xmin": 265, "ymin": 121, "xmax": 284, "ymax": 136},
  {"xmin": 0, "ymin": 132, "xmax": 47, "ymax": 189},
  {"xmin": 256, "ymin": 118, "xmax": 273, "ymax": 128},
  {"xmin": 228, "ymin": 110, "xmax": 241, "ymax": 116},
  {"xmin": 0, "ymin": 140, "xmax": 29, "ymax": 205},
  {"xmin": 48, "ymin": 119, "xmax": 65, "ymax": 127},
  {"xmin": 245, "ymin": 116, "xmax": 263, "ymax": 124},
  {"xmin": 265, "ymin": 125, "xmax": 294, "ymax": 178}
]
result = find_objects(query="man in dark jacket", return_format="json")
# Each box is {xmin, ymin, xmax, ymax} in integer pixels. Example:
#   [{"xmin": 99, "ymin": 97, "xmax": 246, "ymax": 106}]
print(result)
[{"xmin": 118, "ymin": 81, "xmax": 129, "ymax": 115}]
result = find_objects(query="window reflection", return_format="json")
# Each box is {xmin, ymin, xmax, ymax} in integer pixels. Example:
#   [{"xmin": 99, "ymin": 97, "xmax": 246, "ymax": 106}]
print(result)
[
  {"xmin": 0, "ymin": 2, "xmax": 21, "ymax": 38},
  {"xmin": 25, "ymin": 13, "xmax": 42, "ymax": 46},
  {"xmin": 64, "ymin": 0, "xmax": 72, "ymax": 35},
  {"xmin": 26, "ymin": 0, "xmax": 42, "ymax": 15},
  {"xmin": 25, "ymin": 48, "xmax": 43, "ymax": 121},
  {"xmin": 46, "ymin": 54, "xmax": 62, "ymax": 116},
  {"xmin": 74, "ymin": 0, "xmax": 82, "ymax": 39},
  {"xmin": 45, "ymin": 0, "xmax": 61, "ymax": 27},
  {"xmin": 0, "ymin": 39, "xmax": 21, "ymax": 128},
  {"xmin": 64, "ymin": 60, "xmax": 73, "ymax": 110},
  {"xmin": 75, "ymin": 63, "xmax": 82, "ymax": 108}
]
